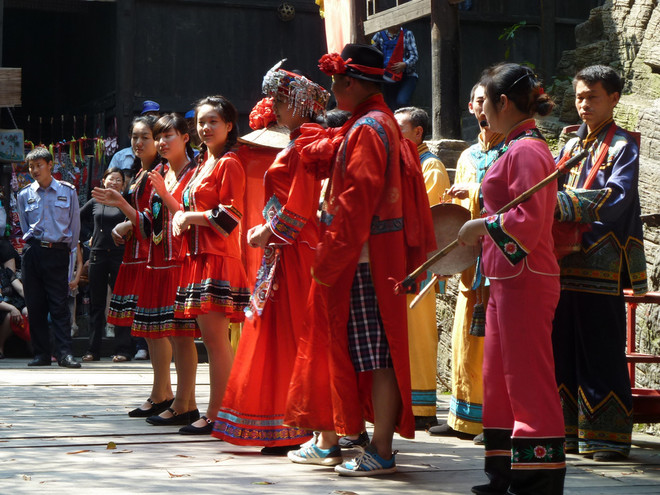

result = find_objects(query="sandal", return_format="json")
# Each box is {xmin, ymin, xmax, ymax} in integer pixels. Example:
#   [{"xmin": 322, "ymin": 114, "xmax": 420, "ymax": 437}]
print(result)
[
  {"xmin": 82, "ymin": 353, "xmax": 98, "ymax": 362},
  {"xmin": 112, "ymin": 355, "xmax": 129, "ymax": 362}
]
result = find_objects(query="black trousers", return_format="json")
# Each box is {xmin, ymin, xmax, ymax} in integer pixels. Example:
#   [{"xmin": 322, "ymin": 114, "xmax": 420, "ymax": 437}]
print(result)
[
  {"xmin": 22, "ymin": 243, "xmax": 71, "ymax": 360},
  {"xmin": 87, "ymin": 249, "xmax": 132, "ymax": 358}
]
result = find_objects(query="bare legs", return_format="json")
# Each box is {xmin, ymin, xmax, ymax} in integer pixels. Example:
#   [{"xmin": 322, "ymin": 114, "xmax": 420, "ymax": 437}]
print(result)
[
  {"xmin": 316, "ymin": 368, "xmax": 400, "ymax": 461},
  {"xmin": 188, "ymin": 311, "xmax": 233, "ymax": 427},
  {"xmin": 370, "ymin": 368, "xmax": 401, "ymax": 460},
  {"xmin": 134, "ymin": 337, "xmax": 174, "ymax": 411},
  {"xmin": 169, "ymin": 336, "xmax": 198, "ymax": 414}
]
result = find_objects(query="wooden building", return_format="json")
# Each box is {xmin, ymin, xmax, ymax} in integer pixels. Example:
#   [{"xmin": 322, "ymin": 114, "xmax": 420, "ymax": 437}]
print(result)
[
  {"xmin": 1, "ymin": 0, "xmax": 328, "ymax": 147},
  {"xmin": 1, "ymin": 0, "xmax": 605, "ymax": 146}
]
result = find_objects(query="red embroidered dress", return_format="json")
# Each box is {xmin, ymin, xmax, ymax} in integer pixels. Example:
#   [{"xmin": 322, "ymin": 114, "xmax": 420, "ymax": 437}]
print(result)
[
  {"xmin": 132, "ymin": 162, "xmax": 198, "ymax": 338},
  {"xmin": 107, "ymin": 169, "xmax": 152, "ymax": 326},
  {"xmin": 213, "ymin": 130, "xmax": 318, "ymax": 446},
  {"xmin": 174, "ymin": 152, "xmax": 249, "ymax": 321}
]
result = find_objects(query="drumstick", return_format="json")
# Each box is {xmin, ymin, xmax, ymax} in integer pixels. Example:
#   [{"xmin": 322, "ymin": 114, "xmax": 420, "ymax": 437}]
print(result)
[
  {"xmin": 396, "ymin": 149, "xmax": 589, "ymax": 293},
  {"xmin": 409, "ymin": 274, "xmax": 440, "ymax": 309}
]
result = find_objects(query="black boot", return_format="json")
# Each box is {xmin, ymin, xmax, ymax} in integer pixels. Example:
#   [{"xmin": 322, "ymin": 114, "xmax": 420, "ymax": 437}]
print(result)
[
  {"xmin": 508, "ymin": 436, "xmax": 566, "ymax": 495},
  {"xmin": 472, "ymin": 428, "xmax": 512, "ymax": 495}
]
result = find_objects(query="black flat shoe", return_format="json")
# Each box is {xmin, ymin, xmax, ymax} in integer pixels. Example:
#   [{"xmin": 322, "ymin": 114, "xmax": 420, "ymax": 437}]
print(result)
[
  {"xmin": 179, "ymin": 415, "xmax": 213, "ymax": 435},
  {"xmin": 593, "ymin": 451, "xmax": 627, "ymax": 462},
  {"xmin": 428, "ymin": 423, "xmax": 475, "ymax": 440},
  {"xmin": 471, "ymin": 483, "xmax": 508, "ymax": 495},
  {"xmin": 27, "ymin": 357, "xmax": 51, "ymax": 366},
  {"xmin": 128, "ymin": 397, "xmax": 174, "ymax": 418},
  {"xmin": 146, "ymin": 407, "xmax": 200, "ymax": 426},
  {"xmin": 260, "ymin": 444, "xmax": 301, "ymax": 456},
  {"xmin": 338, "ymin": 431, "xmax": 370, "ymax": 448},
  {"xmin": 58, "ymin": 354, "xmax": 81, "ymax": 368}
]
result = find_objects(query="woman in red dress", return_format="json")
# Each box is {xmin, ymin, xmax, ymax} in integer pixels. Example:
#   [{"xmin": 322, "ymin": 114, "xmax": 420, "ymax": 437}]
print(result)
[
  {"xmin": 94, "ymin": 114, "xmax": 199, "ymax": 426},
  {"xmin": 164, "ymin": 95, "xmax": 250, "ymax": 434},
  {"xmin": 213, "ymin": 63, "xmax": 329, "ymax": 453},
  {"xmin": 105, "ymin": 115, "xmax": 175, "ymax": 417}
]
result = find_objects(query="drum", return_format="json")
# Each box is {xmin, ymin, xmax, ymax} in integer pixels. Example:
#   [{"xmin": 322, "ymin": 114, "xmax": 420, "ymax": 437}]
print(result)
[{"xmin": 427, "ymin": 203, "xmax": 479, "ymax": 276}]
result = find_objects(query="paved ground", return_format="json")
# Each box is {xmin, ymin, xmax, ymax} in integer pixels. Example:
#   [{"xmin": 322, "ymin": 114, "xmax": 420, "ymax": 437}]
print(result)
[{"xmin": 1, "ymin": 358, "xmax": 659, "ymax": 494}]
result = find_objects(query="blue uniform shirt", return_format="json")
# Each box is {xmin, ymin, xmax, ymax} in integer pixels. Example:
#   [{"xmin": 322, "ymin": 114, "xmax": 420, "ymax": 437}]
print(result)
[
  {"xmin": 108, "ymin": 147, "xmax": 136, "ymax": 171},
  {"xmin": 17, "ymin": 178, "xmax": 81, "ymax": 251}
]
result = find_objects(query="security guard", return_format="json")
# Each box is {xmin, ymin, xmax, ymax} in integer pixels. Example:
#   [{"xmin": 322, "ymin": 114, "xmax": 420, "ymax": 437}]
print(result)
[{"xmin": 17, "ymin": 147, "xmax": 81, "ymax": 368}]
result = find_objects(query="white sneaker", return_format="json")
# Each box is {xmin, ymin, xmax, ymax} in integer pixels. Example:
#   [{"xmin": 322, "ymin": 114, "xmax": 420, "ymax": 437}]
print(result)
[{"xmin": 134, "ymin": 349, "xmax": 148, "ymax": 360}]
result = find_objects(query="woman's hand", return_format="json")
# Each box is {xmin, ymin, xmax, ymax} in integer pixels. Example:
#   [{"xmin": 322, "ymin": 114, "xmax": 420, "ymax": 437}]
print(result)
[
  {"xmin": 8, "ymin": 305, "xmax": 21, "ymax": 325},
  {"xmin": 69, "ymin": 279, "xmax": 79, "ymax": 291},
  {"xmin": 111, "ymin": 220, "xmax": 133, "ymax": 246},
  {"xmin": 446, "ymin": 183, "xmax": 470, "ymax": 200},
  {"xmin": 148, "ymin": 171, "xmax": 167, "ymax": 197},
  {"xmin": 91, "ymin": 187, "xmax": 123, "ymax": 207},
  {"xmin": 457, "ymin": 218, "xmax": 487, "ymax": 247},
  {"xmin": 247, "ymin": 224, "xmax": 272, "ymax": 249},
  {"xmin": 172, "ymin": 210, "xmax": 190, "ymax": 237}
]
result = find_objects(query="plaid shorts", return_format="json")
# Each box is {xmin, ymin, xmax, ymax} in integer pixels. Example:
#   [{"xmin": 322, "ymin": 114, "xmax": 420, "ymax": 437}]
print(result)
[{"xmin": 347, "ymin": 263, "xmax": 393, "ymax": 373}]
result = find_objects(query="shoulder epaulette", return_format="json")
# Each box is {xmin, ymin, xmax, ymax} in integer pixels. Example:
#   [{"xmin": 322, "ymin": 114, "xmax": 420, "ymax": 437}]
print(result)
[{"xmin": 60, "ymin": 181, "xmax": 76, "ymax": 190}]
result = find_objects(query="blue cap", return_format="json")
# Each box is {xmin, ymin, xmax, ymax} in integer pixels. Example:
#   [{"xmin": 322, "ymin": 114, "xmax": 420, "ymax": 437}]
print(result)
[
  {"xmin": 184, "ymin": 110, "xmax": 195, "ymax": 119},
  {"xmin": 141, "ymin": 100, "xmax": 160, "ymax": 115}
]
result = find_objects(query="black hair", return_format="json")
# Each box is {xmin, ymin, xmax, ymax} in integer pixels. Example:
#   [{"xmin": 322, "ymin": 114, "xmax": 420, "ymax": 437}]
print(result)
[
  {"xmin": 153, "ymin": 113, "xmax": 196, "ymax": 166},
  {"xmin": 395, "ymin": 106, "xmax": 430, "ymax": 138},
  {"xmin": 25, "ymin": 147, "xmax": 53, "ymax": 164},
  {"xmin": 193, "ymin": 95, "xmax": 239, "ymax": 162},
  {"xmin": 573, "ymin": 65, "xmax": 623, "ymax": 95},
  {"xmin": 128, "ymin": 115, "xmax": 159, "ymax": 178},
  {"xmin": 102, "ymin": 167, "xmax": 125, "ymax": 184},
  {"xmin": 479, "ymin": 63, "xmax": 554, "ymax": 117},
  {"xmin": 323, "ymin": 109, "xmax": 351, "ymax": 128}
]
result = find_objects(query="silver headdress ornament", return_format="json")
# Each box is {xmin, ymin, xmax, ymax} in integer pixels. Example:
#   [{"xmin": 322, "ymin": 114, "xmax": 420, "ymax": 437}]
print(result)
[{"xmin": 262, "ymin": 59, "xmax": 329, "ymax": 118}]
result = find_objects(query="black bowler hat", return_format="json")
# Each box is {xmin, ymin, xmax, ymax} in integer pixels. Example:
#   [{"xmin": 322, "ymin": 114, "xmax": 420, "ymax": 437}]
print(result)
[{"xmin": 340, "ymin": 43, "xmax": 386, "ymax": 83}]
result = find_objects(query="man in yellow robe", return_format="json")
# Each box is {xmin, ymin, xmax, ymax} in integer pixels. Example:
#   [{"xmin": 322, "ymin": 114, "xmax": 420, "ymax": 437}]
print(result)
[
  {"xmin": 395, "ymin": 107, "xmax": 450, "ymax": 430},
  {"xmin": 428, "ymin": 84, "xmax": 504, "ymax": 440}
]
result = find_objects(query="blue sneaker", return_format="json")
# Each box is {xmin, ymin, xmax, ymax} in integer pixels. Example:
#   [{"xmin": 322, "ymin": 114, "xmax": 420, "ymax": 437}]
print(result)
[
  {"xmin": 334, "ymin": 445, "xmax": 397, "ymax": 476},
  {"xmin": 287, "ymin": 433, "xmax": 342, "ymax": 466}
]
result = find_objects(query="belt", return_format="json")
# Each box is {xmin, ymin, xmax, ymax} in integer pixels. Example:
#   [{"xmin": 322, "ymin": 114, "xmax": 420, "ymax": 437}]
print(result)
[{"xmin": 28, "ymin": 239, "xmax": 69, "ymax": 250}]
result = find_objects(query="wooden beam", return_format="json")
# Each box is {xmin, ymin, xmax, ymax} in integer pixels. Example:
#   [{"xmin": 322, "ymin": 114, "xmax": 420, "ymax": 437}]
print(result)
[
  {"xmin": 431, "ymin": 0, "xmax": 460, "ymax": 139},
  {"xmin": 363, "ymin": 0, "xmax": 431, "ymax": 35},
  {"xmin": 115, "ymin": 0, "xmax": 135, "ymax": 149},
  {"xmin": 0, "ymin": 0, "xmax": 3, "ymax": 66},
  {"xmin": 540, "ymin": 0, "xmax": 556, "ymax": 81},
  {"xmin": 352, "ymin": 0, "xmax": 368, "ymax": 44}
]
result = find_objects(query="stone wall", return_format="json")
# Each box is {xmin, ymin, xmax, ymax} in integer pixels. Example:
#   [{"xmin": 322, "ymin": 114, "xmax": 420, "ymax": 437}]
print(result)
[{"xmin": 545, "ymin": 0, "xmax": 660, "ymax": 433}]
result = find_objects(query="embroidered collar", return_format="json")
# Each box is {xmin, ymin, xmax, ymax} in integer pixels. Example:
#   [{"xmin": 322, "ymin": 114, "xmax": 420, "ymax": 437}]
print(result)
[
  {"xmin": 417, "ymin": 142, "xmax": 430, "ymax": 156},
  {"xmin": 494, "ymin": 120, "xmax": 543, "ymax": 160},
  {"xmin": 478, "ymin": 131, "xmax": 505, "ymax": 152},
  {"xmin": 504, "ymin": 119, "xmax": 538, "ymax": 145}
]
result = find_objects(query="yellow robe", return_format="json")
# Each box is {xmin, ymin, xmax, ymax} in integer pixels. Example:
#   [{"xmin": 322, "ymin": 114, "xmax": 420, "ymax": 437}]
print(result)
[
  {"xmin": 407, "ymin": 142, "xmax": 450, "ymax": 417},
  {"xmin": 447, "ymin": 132, "xmax": 503, "ymax": 434}
]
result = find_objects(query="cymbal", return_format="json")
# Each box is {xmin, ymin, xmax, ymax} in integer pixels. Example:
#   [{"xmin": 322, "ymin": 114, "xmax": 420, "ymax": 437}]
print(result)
[{"xmin": 427, "ymin": 203, "xmax": 479, "ymax": 276}]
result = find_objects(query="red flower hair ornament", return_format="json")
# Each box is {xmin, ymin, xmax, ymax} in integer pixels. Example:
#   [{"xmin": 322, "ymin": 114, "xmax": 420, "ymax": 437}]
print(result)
[
  {"xmin": 318, "ymin": 53, "xmax": 352, "ymax": 76},
  {"xmin": 249, "ymin": 97, "xmax": 277, "ymax": 130}
]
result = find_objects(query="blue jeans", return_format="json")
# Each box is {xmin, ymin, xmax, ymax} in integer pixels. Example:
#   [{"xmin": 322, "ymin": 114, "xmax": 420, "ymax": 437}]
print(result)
[{"xmin": 384, "ymin": 74, "xmax": 418, "ymax": 110}]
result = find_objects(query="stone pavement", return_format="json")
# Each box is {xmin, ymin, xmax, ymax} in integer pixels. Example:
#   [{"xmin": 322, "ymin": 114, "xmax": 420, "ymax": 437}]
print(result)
[{"xmin": 1, "ymin": 359, "xmax": 659, "ymax": 494}]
